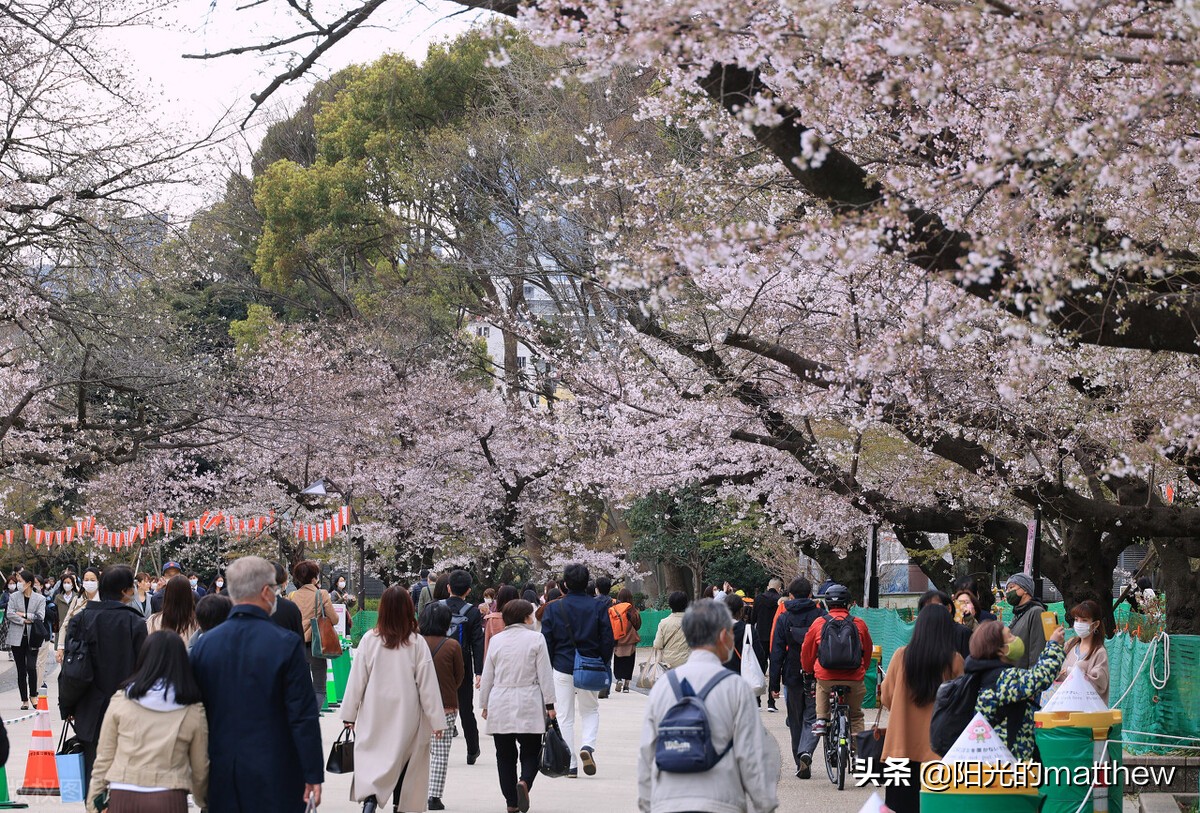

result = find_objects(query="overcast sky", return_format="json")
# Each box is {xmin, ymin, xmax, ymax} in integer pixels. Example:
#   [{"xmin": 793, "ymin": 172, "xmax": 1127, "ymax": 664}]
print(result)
[{"xmin": 104, "ymin": 0, "xmax": 480, "ymax": 211}]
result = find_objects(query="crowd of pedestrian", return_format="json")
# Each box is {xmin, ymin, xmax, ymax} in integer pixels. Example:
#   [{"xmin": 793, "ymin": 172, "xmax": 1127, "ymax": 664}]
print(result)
[{"xmin": 0, "ymin": 556, "xmax": 1117, "ymax": 813}]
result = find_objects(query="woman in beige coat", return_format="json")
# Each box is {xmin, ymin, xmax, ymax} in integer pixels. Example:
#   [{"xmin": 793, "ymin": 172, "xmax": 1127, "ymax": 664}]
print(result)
[
  {"xmin": 480, "ymin": 600, "xmax": 556, "ymax": 813},
  {"xmin": 292, "ymin": 560, "xmax": 339, "ymax": 709},
  {"xmin": 342, "ymin": 585, "xmax": 444, "ymax": 813}
]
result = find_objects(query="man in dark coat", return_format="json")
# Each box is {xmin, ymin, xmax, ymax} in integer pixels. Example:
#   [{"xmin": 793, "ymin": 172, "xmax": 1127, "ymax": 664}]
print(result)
[
  {"xmin": 443, "ymin": 569, "xmax": 486, "ymax": 764},
  {"xmin": 768, "ymin": 576, "xmax": 826, "ymax": 779},
  {"xmin": 58, "ymin": 565, "xmax": 148, "ymax": 786},
  {"xmin": 191, "ymin": 556, "xmax": 323, "ymax": 813},
  {"xmin": 754, "ymin": 578, "xmax": 783, "ymax": 710},
  {"xmin": 271, "ymin": 561, "xmax": 305, "ymax": 639}
]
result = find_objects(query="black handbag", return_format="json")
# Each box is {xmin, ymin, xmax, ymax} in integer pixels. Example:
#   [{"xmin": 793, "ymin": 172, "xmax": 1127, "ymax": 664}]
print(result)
[
  {"xmin": 539, "ymin": 718, "xmax": 572, "ymax": 778},
  {"xmin": 326, "ymin": 727, "xmax": 354, "ymax": 774},
  {"xmin": 853, "ymin": 703, "xmax": 886, "ymax": 764}
]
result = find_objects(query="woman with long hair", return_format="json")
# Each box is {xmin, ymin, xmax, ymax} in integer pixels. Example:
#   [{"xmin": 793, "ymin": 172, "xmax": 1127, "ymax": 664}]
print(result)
[
  {"xmin": 879, "ymin": 604, "xmax": 965, "ymax": 813},
  {"xmin": 610, "ymin": 588, "xmax": 642, "ymax": 693},
  {"xmin": 1056, "ymin": 599, "xmax": 1109, "ymax": 702},
  {"xmin": 342, "ymin": 585, "xmax": 444, "ymax": 813},
  {"xmin": 147, "ymin": 576, "xmax": 199, "ymax": 646},
  {"xmin": 6, "ymin": 568, "xmax": 47, "ymax": 709},
  {"xmin": 87, "ymin": 630, "xmax": 208, "ymax": 813},
  {"xmin": 291, "ymin": 560, "xmax": 339, "ymax": 708},
  {"xmin": 57, "ymin": 567, "xmax": 100, "ymax": 663},
  {"xmin": 483, "ymin": 585, "xmax": 520, "ymax": 657},
  {"xmin": 480, "ymin": 599, "xmax": 556, "ymax": 813}
]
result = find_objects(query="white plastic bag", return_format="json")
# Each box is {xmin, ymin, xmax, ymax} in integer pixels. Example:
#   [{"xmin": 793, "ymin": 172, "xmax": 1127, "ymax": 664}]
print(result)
[{"xmin": 740, "ymin": 624, "xmax": 767, "ymax": 696}]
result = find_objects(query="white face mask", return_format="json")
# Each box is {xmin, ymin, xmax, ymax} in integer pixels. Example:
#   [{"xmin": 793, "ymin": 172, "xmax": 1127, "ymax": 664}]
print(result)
[
  {"xmin": 216, "ymin": 580, "xmax": 224, "ymax": 588},
  {"xmin": 82, "ymin": 580, "xmax": 98, "ymax": 594},
  {"xmin": 7, "ymin": 584, "xmax": 16, "ymax": 593},
  {"xmin": 337, "ymin": 580, "xmax": 346, "ymax": 590},
  {"xmin": 189, "ymin": 579, "xmax": 198, "ymax": 588},
  {"xmin": 1073, "ymin": 620, "xmax": 1094, "ymax": 638},
  {"xmin": 62, "ymin": 583, "xmax": 74, "ymax": 594}
]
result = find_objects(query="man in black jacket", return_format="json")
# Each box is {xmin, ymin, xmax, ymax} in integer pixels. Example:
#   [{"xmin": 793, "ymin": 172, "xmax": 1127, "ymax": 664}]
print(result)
[
  {"xmin": 444, "ymin": 569, "xmax": 485, "ymax": 764},
  {"xmin": 769, "ymin": 577, "xmax": 825, "ymax": 779},
  {"xmin": 272, "ymin": 561, "xmax": 306, "ymax": 639},
  {"xmin": 59, "ymin": 565, "xmax": 148, "ymax": 787},
  {"xmin": 754, "ymin": 578, "xmax": 783, "ymax": 710}
]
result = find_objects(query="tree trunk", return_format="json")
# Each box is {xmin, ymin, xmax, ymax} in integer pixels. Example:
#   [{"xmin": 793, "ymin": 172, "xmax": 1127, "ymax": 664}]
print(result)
[
  {"xmin": 800, "ymin": 539, "xmax": 865, "ymax": 603},
  {"xmin": 1055, "ymin": 523, "xmax": 1119, "ymax": 631},
  {"xmin": 1155, "ymin": 539, "xmax": 1200, "ymax": 634}
]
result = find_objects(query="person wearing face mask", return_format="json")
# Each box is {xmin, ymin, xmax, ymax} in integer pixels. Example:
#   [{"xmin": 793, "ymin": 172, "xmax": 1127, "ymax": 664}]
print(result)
[
  {"xmin": 186, "ymin": 573, "xmax": 207, "ymax": 600},
  {"xmin": 1002, "ymin": 573, "xmax": 1047, "ymax": 669},
  {"xmin": 190, "ymin": 556, "xmax": 324, "ymax": 813},
  {"xmin": 208, "ymin": 574, "xmax": 227, "ymax": 596},
  {"xmin": 57, "ymin": 568, "xmax": 101, "ymax": 663},
  {"xmin": 330, "ymin": 574, "xmax": 356, "ymax": 612},
  {"xmin": 291, "ymin": 560, "xmax": 339, "ymax": 708},
  {"xmin": 6, "ymin": 568, "xmax": 48, "ymax": 709},
  {"xmin": 54, "ymin": 572, "xmax": 79, "ymax": 632},
  {"xmin": 58, "ymin": 565, "xmax": 149, "ymax": 787},
  {"xmin": 638, "ymin": 599, "xmax": 780, "ymax": 813},
  {"xmin": 479, "ymin": 599, "xmax": 555, "ymax": 813},
  {"xmin": 965, "ymin": 619, "xmax": 1065, "ymax": 762},
  {"xmin": 1056, "ymin": 599, "xmax": 1110, "ymax": 703},
  {"xmin": 270, "ymin": 562, "xmax": 305, "ymax": 639},
  {"xmin": 340, "ymin": 585, "xmax": 444, "ymax": 813}
]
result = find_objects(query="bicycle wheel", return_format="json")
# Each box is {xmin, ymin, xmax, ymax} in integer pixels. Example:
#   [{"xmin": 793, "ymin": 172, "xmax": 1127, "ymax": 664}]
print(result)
[
  {"xmin": 837, "ymin": 741, "xmax": 849, "ymax": 790},
  {"xmin": 823, "ymin": 726, "xmax": 838, "ymax": 784}
]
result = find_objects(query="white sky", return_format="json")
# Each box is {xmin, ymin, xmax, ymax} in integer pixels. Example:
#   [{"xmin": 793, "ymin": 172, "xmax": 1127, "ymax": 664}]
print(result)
[{"xmin": 103, "ymin": 0, "xmax": 481, "ymax": 211}]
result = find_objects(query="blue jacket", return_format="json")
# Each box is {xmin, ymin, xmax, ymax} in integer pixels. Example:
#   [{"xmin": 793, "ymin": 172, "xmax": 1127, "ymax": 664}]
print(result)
[
  {"xmin": 542, "ymin": 591, "xmax": 614, "ymax": 675},
  {"xmin": 191, "ymin": 605, "xmax": 323, "ymax": 813}
]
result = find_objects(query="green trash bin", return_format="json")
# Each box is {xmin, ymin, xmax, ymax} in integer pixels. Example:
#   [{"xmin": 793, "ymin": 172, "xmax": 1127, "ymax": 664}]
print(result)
[
  {"xmin": 864, "ymin": 645, "xmax": 882, "ymax": 709},
  {"xmin": 332, "ymin": 646, "xmax": 352, "ymax": 703},
  {"xmin": 1034, "ymin": 710, "xmax": 1123, "ymax": 813},
  {"xmin": 919, "ymin": 763, "xmax": 1040, "ymax": 813}
]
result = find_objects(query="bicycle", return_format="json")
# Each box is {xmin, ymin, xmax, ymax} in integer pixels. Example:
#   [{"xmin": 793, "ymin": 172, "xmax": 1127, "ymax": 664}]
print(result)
[{"xmin": 821, "ymin": 684, "xmax": 853, "ymax": 790}]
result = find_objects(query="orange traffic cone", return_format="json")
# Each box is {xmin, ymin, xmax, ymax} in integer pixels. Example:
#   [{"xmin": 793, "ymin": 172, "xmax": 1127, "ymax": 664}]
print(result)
[{"xmin": 16, "ymin": 685, "xmax": 58, "ymax": 796}]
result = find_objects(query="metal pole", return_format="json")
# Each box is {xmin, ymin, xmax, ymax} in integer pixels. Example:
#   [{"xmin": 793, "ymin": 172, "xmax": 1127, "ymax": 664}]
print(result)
[
  {"xmin": 868, "ymin": 523, "xmax": 880, "ymax": 608},
  {"xmin": 1032, "ymin": 507, "xmax": 1043, "ymax": 601}
]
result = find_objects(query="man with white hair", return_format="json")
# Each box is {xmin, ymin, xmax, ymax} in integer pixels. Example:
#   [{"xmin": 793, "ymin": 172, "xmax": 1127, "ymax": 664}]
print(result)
[
  {"xmin": 637, "ymin": 599, "xmax": 780, "ymax": 813},
  {"xmin": 191, "ymin": 556, "xmax": 324, "ymax": 813}
]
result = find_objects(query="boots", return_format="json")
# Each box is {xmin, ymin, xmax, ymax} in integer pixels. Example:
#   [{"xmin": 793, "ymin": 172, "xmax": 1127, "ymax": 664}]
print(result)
[{"xmin": 361, "ymin": 797, "xmax": 379, "ymax": 813}]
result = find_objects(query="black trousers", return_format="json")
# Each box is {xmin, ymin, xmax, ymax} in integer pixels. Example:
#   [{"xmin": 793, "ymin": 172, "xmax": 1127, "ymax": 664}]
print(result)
[
  {"xmin": 493, "ymin": 733, "xmax": 541, "ymax": 808},
  {"xmin": 784, "ymin": 682, "xmax": 819, "ymax": 766},
  {"xmin": 83, "ymin": 740, "xmax": 98, "ymax": 793},
  {"xmin": 11, "ymin": 641, "xmax": 38, "ymax": 702},
  {"xmin": 885, "ymin": 760, "xmax": 921, "ymax": 813},
  {"xmin": 457, "ymin": 675, "xmax": 479, "ymax": 754},
  {"xmin": 613, "ymin": 653, "xmax": 636, "ymax": 681},
  {"xmin": 306, "ymin": 653, "xmax": 326, "ymax": 709}
]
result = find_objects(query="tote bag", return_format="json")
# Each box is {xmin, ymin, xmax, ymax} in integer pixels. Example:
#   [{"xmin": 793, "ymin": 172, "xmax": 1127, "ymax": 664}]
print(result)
[
  {"xmin": 310, "ymin": 591, "xmax": 343, "ymax": 659},
  {"xmin": 633, "ymin": 650, "xmax": 668, "ymax": 695},
  {"xmin": 739, "ymin": 625, "xmax": 767, "ymax": 697}
]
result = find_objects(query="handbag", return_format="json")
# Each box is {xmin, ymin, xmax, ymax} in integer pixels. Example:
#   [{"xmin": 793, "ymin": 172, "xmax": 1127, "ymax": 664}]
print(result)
[
  {"xmin": 539, "ymin": 718, "xmax": 572, "ymax": 778},
  {"xmin": 326, "ymin": 727, "xmax": 354, "ymax": 774},
  {"xmin": 738, "ymin": 624, "xmax": 767, "ymax": 696},
  {"xmin": 633, "ymin": 650, "xmax": 668, "ymax": 694},
  {"xmin": 56, "ymin": 721, "xmax": 87, "ymax": 803},
  {"xmin": 853, "ymin": 703, "xmax": 886, "ymax": 764},
  {"xmin": 310, "ymin": 590, "xmax": 343, "ymax": 659}
]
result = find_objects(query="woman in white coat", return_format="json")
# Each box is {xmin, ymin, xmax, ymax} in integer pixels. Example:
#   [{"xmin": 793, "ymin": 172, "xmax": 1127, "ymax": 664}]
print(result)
[
  {"xmin": 480, "ymin": 599, "xmax": 556, "ymax": 813},
  {"xmin": 342, "ymin": 585, "xmax": 444, "ymax": 813}
]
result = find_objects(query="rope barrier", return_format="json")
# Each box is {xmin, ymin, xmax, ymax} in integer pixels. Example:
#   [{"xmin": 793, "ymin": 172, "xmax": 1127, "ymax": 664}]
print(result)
[
  {"xmin": 1149, "ymin": 631, "xmax": 1169, "ymax": 690},
  {"xmin": 1, "ymin": 712, "xmax": 36, "ymax": 725},
  {"xmin": 1120, "ymin": 730, "xmax": 1199, "ymax": 742},
  {"xmin": 1110, "ymin": 631, "xmax": 1167, "ymax": 707}
]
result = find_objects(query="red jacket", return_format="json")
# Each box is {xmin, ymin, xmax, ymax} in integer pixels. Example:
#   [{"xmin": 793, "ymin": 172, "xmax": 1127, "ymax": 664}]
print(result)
[{"xmin": 800, "ymin": 609, "xmax": 872, "ymax": 682}]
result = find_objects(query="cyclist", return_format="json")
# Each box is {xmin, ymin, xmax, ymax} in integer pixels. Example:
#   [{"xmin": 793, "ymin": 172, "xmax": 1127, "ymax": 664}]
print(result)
[{"xmin": 801, "ymin": 584, "xmax": 873, "ymax": 738}]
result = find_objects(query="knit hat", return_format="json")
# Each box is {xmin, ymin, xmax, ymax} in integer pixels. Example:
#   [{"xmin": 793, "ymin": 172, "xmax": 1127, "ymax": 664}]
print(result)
[{"xmin": 1005, "ymin": 573, "xmax": 1035, "ymax": 595}]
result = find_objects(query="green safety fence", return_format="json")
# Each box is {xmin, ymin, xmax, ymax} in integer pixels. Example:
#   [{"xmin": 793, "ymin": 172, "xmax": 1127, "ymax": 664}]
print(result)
[
  {"xmin": 638, "ymin": 610, "xmax": 669, "ymax": 647},
  {"xmin": 350, "ymin": 610, "xmax": 377, "ymax": 647},
  {"xmin": 1109, "ymin": 631, "xmax": 1200, "ymax": 754}
]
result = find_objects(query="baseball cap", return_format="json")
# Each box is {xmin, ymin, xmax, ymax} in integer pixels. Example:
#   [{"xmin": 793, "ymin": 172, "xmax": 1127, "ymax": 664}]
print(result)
[{"xmin": 163, "ymin": 562, "xmax": 182, "ymax": 574}]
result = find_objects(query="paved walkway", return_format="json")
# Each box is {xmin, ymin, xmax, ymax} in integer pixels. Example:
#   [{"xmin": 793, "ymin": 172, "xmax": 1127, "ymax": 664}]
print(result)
[{"xmin": 0, "ymin": 653, "xmax": 883, "ymax": 812}]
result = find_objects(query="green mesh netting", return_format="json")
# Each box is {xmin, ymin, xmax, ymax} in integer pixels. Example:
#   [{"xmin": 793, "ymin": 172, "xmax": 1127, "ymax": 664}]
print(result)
[
  {"xmin": 1108, "ymin": 632, "xmax": 1200, "ymax": 755},
  {"xmin": 638, "ymin": 610, "xmax": 670, "ymax": 647},
  {"xmin": 350, "ymin": 610, "xmax": 377, "ymax": 647}
]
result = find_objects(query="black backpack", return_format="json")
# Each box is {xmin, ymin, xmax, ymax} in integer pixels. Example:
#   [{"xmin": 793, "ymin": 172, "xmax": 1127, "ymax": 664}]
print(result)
[
  {"xmin": 441, "ymin": 599, "xmax": 470, "ymax": 645},
  {"xmin": 930, "ymin": 666, "xmax": 1022, "ymax": 756},
  {"xmin": 816, "ymin": 615, "xmax": 863, "ymax": 671}
]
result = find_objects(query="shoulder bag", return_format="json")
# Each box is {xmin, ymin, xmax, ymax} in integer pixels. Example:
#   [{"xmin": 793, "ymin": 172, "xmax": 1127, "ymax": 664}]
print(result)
[
  {"xmin": 560, "ymin": 606, "xmax": 610, "ymax": 693},
  {"xmin": 854, "ymin": 666, "xmax": 887, "ymax": 763},
  {"xmin": 633, "ymin": 649, "xmax": 668, "ymax": 695},
  {"xmin": 311, "ymin": 590, "xmax": 343, "ymax": 659}
]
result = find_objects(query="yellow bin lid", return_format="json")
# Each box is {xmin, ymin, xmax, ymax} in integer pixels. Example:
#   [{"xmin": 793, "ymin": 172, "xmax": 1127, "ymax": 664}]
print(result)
[
  {"xmin": 872, "ymin": 645, "xmax": 882, "ymax": 659},
  {"xmin": 1034, "ymin": 709, "xmax": 1121, "ymax": 739}
]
